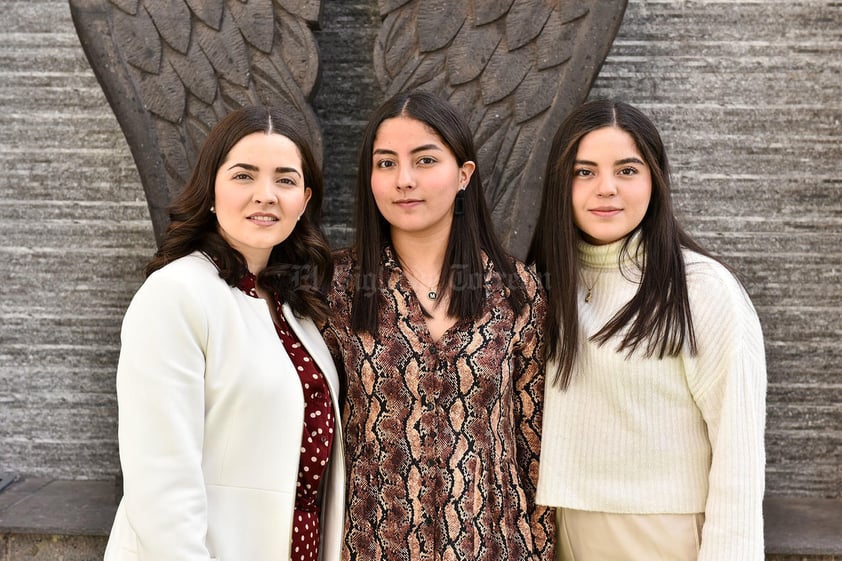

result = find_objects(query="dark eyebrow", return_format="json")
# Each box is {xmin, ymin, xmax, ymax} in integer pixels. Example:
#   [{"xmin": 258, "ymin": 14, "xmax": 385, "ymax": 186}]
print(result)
[
  {"xmin": 372, "ymin": 143, "xmax": 444, "ymax": 156},
  {"xmin": 226, "ymin": 163, "xmax": 301, "ymax": 177},
  {"xmin": 616, "ymin": 157, "xmax": 645, "ymax": 166},
  {"xmin": 410, "ymin": 144, "xmax": 443, "ymax": 154},
  {"xmin": 275, "ymin": 166, "xmax": 302, "ymax": 177},
  {"xmin": 574, "ymin": 157, "xmax": 645, "ymax": 166}
]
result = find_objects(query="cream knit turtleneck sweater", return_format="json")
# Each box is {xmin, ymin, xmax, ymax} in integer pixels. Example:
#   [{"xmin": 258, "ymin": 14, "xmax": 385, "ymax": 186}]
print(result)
[{"xmin": 536, "ymin": 237, "xmax": 767, "ymax": 561}]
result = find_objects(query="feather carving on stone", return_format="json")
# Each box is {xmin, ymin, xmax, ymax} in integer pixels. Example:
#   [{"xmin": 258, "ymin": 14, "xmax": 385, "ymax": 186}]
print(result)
[
  {"xmin": 69, "ymin": 0, "xmax": 323, "ymax": 245},
  {"xmin": 374, "ymin": 0, "xmax": 627, "ymax": 257}
]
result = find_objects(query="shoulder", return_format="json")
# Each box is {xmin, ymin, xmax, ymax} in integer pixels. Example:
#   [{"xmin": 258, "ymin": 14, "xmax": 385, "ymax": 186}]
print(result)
[
  {"xmin": 146, "ymin": 251, "xmax": 216, "ymax": 277},
  {"xmin": 132, "ymin": 252, "xmax": 225, "ymax": 306},
  {"xmin": 682, "ymin": 249, "xmax": 759, "ymax": 321},
  {"xmin": 331, "ymin": 248, "xmax": 356, "ymax": 276},
  {"xmin": 488, "ymin": 255, "xmax": 546, "ymax": 316},
  {"xmin": 122, "ymin": 253, "xmax": 227, "ymax": 337},
  {"xmin": 503, "ymin": 256, "xmax": 545, "ymax": 300},
  {"xmin": 683, "ymin": 250, "xmax": 743, "ymax": 296},
  {"xmin": 329, "ymin": 248, "xmax": 357, "ymax": 293},
  {"xmin": 325, "ymin": 248, "xmax": 359, "ymax": 319},
  {"xmin": 143, "ymin": 251, "xmax": 220, "ymax": 286},
  {"xmin": 514, "ymin": 258, "xmax": 542, "ymax": 288}
]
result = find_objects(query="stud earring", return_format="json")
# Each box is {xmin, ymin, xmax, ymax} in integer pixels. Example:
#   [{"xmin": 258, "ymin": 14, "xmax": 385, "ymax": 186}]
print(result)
[{"xmin": 210, "ymin": 206, "xmax": 215, "ymax": 213}]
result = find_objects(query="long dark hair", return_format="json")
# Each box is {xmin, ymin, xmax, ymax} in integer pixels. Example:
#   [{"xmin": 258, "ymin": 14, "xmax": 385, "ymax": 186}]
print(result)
[
  {"xmin": 528, "ymin": 99, "xmax": 719, "ymax": 389},
  {"xmin": 351, "ymin": 90, "xmax": 526, "ymax": 333},
  {"xmin": 146, "ymin": 106, "xmax": 333, "ymax": 322}
]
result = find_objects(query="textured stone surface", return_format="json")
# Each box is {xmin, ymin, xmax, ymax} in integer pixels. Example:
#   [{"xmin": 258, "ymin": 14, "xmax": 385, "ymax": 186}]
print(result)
[
  {"xmin": 0, "ymin": 533, "xmax": 106, "ymax": 561},
  {"xmin": 0, "ymin": 0, "xmax": 840, "ymax": 507},
  {"xmin": 0, "ymin": 478, "xmax": 116, "ymax": 536},
  {"xmin": 310, "ymin": 0, "xmax": 383, "ymax": 247},
  {"xmin": 764, "ymin": 497, "xmax": 842, "ymax": 556}
]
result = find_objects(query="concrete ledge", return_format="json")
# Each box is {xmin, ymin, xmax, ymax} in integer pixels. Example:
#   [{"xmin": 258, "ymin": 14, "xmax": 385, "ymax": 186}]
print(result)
[
  {"xmin": 0, "ymin": 479, "xmax": 840, "ymax": 559},
  {"xmin": 764, "ymin": 496, "xmax": 842, "ymax": 557},
  {"xmin": 0, "ymin": 477, "xmax": 117, "ymax": 536},
  {"xmin": 0, "ymin": 533, "xmax": 107, "ymax": 561}
]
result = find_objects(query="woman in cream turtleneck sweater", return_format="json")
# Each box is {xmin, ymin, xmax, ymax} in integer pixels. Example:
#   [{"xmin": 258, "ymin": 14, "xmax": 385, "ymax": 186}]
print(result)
[{"xmin": 527, "ymin": 100, "xmax": 766, "ymax": 561}]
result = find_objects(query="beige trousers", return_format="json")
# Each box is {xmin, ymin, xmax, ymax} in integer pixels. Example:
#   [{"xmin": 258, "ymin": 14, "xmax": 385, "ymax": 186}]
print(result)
[{"xmin": 556, "ymin": 508, "xmax": 704, "ymax": 561}]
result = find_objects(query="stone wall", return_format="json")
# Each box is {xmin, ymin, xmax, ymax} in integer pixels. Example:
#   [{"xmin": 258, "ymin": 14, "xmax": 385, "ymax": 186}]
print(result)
[{"xmin": 1, "ymin": 0, "xmax": 840, "ymax": 499}]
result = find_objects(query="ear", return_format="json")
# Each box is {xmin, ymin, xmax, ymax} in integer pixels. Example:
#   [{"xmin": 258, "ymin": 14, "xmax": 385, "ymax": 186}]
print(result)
[
  {"xmin": 301, "ymin": 187, "xmax": 312, "ymax": 215},
  {"xmin": 459, "ymin": 160, "xmax": 476, "ymax": 189}
]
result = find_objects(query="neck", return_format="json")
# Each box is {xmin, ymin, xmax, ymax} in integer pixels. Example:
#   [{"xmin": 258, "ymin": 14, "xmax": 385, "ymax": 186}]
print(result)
[
  {"xmin": 240, "ymin": 250, "xmax": 269, "ymax": 276},
  {"xmin": 391, "ymin": 230, "xmax": 448, "ymax": 277}
]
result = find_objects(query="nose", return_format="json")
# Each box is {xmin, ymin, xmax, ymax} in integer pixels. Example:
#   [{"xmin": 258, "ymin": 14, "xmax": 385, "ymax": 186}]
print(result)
[
  {"xmin": 396, "ymin": 164, "xmax": 415, "ymax": 191},
  {"xmin": 595, "ymin": 174, "xmax": 617, "ymax": 198},
  {"xmin": 253, "ymin": 177, "xmax": 277, "ymax": 204}
]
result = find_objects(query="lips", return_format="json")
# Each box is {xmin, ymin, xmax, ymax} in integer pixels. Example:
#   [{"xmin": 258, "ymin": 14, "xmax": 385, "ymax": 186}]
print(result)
[
  {"xmin": 247, "ymin": 213, "xmax": 279, "ymax": 223},
  {"xmin": 590, "ymin": 207, "xmax": 621, "ymax": 217},
  {"xmin": 394, "ymin": 198, "xmax": 423, "ymax": 207}
]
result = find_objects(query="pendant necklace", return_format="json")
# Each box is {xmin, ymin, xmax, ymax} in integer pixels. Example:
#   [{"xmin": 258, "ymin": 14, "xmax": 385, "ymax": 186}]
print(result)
[
  {"xmin": 580, "ymin": 250, "xmax": 612, "ymax": 304},
  {"xmin": 400, "ymin": 260, "xmax": 440, "ymax": 301},
  {"xmin": 581, "ymin": 269, "xmax": 603, "ymax": 303}
]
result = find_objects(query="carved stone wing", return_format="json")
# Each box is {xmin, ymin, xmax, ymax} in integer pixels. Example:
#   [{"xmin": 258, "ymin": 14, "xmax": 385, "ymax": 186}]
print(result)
[
  {"xmin": 69, "ymin": 0, "xmax": 323, "ymax": 245},
  {"xmin": 374, "ymin": 0, "xmax": 627, "ymax": 258}
]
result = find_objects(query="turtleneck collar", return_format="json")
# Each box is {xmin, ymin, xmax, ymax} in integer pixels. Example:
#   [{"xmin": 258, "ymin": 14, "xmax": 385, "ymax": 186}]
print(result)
[{"xmin": 577, "ymin": 231, "xmax": 643, "ymax": 271}]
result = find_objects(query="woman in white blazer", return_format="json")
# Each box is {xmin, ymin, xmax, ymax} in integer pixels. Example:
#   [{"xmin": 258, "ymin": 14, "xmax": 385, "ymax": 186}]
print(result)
[{"xmin": 104, "ymin": 106, "xmax": 344, "ymax": 561}]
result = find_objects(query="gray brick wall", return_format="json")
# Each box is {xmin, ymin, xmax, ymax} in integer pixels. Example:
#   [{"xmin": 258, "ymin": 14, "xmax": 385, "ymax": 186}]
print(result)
[{"xmin": 1, "ymin": 0, "xmax": 839, "ymax": 498}]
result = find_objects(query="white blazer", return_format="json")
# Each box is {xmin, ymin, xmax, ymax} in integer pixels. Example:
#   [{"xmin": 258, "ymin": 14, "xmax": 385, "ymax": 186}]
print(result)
[{"xmin": 103, "ymin": 253, "xmax": 345, "ymax": 561}]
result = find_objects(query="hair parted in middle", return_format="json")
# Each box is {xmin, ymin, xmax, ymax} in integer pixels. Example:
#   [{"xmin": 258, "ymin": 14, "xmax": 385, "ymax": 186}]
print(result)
[
  {"xmin": 350, "ymin": 89, "xmax": 526, "ymax": 333},
  {"xmin": 528, "ymin": 99, "xmax": 722, "ymax": 389},
  {"xmin": 146, "ymin": 105, "xmax": 333, "ymax": 322}
]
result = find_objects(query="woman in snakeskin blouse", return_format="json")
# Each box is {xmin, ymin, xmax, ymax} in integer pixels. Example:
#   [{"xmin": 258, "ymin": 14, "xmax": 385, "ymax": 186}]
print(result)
[{"xmin": 321, "ymin": 90, "xmax": 555, "ymax": 560}]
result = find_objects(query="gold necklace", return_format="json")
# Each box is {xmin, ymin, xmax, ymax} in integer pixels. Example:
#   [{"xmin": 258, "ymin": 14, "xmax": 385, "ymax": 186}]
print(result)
[
  {"xmin": 400, "ymin": 260, "xmax": 440, "ymax": 301},
  {"xmin": 580, "ymin": 268, "xmax": 603, "ymax": 303},
  {"xmin": 580, "ymin": 250, "xmax": 613, "ymax": 304}
]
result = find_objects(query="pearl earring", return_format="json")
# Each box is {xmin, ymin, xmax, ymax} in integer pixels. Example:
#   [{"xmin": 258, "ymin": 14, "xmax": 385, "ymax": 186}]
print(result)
[{"xmin": 210, "ymin": 206, "xmax": 215, "ymax": 213}]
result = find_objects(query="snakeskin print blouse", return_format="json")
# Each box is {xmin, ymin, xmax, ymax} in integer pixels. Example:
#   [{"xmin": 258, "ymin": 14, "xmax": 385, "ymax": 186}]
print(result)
[{"xmin": 322, "ymin": 247, "xmax": 555, "ymax": 561}]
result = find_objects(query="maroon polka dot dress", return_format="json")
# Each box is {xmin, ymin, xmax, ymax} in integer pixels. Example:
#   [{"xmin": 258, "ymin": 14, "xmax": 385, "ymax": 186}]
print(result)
[{"xmin": 236, "ymin": 274, "xmax": 335, "ymax": 561}]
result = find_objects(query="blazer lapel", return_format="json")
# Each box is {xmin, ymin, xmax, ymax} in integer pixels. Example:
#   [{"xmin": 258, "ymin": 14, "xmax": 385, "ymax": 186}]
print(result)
[{"xmin": 281, "ymin": 303, "xmax": 340, "ymax": 397}]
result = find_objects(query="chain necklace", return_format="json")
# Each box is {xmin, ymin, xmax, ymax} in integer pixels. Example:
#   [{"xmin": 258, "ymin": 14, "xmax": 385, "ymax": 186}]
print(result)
[
  {"xmin": 580, "ymin": 268, "xmax": 603, "ymax": 303},
  {"xmin": 580, "ymin": 249, "xmax": 613, "ymax": 304},
  {"xmin": 400, "ymin": 260, "xmax": 440, "ymax": 301}
]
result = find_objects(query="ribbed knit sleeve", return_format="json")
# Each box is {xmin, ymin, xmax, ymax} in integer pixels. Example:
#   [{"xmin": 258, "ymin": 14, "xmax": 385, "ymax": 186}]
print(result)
[{"xmin": 682, "ymin": 255, "xmax": 767, "ymax": 561}]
